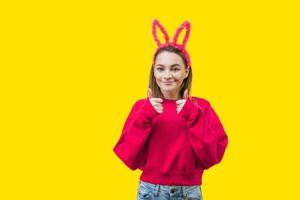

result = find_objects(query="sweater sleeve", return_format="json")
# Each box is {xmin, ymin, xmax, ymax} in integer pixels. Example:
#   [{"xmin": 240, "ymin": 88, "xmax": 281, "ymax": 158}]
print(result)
[
  {"xmin": 113, "ymin": 98, "xmax": 160, "ymax": 170},
  {"xmin": 178, "ymin": 97, "xmax": 229, "ymax": 170}
]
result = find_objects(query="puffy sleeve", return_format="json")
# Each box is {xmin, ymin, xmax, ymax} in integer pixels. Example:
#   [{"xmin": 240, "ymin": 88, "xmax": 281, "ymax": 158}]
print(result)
[
  {"xmin": 113, "ymin": 98, "xmax": 160, "ymax": 170},
  {"xmin": 178, "ymin": 97, "xmax": 229, "ymax": 170}
]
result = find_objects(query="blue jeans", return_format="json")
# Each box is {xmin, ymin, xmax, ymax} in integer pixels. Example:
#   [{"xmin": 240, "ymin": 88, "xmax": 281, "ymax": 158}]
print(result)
[{"xmin": 137, "ymin": 180, "xmax": 203, "ymax": 200}]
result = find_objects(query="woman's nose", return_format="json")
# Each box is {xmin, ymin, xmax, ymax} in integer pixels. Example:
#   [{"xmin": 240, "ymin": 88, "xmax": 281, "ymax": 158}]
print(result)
[{"xmin": 164, "ymin": 71, "xmax": 172, "ymax": 78}]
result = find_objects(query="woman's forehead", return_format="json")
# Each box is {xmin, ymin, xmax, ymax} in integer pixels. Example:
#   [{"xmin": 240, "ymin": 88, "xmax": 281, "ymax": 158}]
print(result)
[{"xmin": 155, "ymin": 52, "xmax": 184, "ymax": 66}]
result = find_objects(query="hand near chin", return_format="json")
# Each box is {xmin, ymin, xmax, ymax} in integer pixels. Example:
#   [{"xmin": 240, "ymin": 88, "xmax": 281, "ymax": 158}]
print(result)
[{"xmin": 176, "ymin": 89, "xmax": 188, "ymax": 114}]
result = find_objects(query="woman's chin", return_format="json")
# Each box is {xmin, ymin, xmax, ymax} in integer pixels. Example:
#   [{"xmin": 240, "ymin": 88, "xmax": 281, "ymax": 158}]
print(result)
[{"xmin": 160, "ymin": 86, "xmax": 178, "ymax": 92}]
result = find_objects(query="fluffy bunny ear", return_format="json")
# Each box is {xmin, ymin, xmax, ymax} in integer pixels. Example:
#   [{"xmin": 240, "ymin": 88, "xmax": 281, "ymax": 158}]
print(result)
[
  {"xmin": 172, "ymin": 20, "xmax": 191, "ymax": 48},
  {"xmin": 152, "ymin": 19, "xmax": 170, "ymax": 47}
]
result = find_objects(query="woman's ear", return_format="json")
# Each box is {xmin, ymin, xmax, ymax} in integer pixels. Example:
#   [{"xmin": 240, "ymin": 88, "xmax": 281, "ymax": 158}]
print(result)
[{"xmin": 185, "ymin": 68, "xmax": 189, "ymax": 78}]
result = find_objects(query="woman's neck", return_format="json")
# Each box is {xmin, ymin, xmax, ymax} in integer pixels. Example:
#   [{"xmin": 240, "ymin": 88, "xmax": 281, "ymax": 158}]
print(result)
[{"xmin": 161, "ymin": 91, "xmax": 180, "ymax": 100}]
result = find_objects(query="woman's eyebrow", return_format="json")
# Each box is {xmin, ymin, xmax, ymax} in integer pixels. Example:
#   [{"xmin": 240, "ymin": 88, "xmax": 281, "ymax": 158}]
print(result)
[{"xmin": 155, "ymin": 64, "xmax": 181, "ymax": 67}]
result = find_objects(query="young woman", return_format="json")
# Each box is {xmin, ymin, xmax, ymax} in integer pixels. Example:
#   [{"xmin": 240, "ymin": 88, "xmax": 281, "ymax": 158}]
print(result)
[{"xmin": 113, "ymin": 19, "xmax": 229, "ymax": 200}]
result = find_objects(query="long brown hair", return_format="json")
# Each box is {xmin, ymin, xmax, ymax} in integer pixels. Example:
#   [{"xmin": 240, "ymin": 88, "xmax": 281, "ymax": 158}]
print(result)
[{"xmin": 148, "ymin": 45, "xmax": 193, "ymax": 99}]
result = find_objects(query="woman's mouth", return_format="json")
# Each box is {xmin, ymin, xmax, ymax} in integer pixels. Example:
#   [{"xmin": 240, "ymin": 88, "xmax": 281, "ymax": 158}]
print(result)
[{"xmin": 163, "ymin": 81, "xmax": 174, "ymax": 84}]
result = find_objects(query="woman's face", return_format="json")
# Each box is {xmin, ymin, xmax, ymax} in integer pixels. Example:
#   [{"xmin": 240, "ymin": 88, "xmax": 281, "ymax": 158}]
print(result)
[{"xmin": 153, "ymin": 51, "xmax": 189, "ymax": 95}]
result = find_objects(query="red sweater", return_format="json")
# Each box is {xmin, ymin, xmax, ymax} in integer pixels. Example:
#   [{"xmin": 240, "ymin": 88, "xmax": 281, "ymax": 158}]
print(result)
[{"xmin": 113, "ymin": 96, "xmax": 228, "ymax": 186}]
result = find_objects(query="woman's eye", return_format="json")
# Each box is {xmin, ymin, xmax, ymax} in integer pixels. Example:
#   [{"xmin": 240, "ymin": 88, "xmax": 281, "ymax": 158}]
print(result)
[{"xmin": 156, "ymin": 68, "xmax": 179, "ymax": 71}]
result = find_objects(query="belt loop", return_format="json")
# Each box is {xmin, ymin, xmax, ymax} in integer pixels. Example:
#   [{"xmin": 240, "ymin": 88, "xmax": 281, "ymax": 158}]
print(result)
[
  {"xmin": 182, "ymin": 186, "xmax": 187, "ymax": 197},
  {"xmin": 154, "ymin": 184, "xmax": 160, "ymax": 197}
]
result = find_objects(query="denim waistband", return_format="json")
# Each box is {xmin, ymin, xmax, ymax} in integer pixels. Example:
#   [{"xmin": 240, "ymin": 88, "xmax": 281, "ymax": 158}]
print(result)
[{"xmin": 139, "ymin": 180, "xmax": 201, "ymax": 197}]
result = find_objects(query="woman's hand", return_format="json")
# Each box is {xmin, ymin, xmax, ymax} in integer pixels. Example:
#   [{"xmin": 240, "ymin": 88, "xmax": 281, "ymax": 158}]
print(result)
[
  {"xmin": 176, "ymin": 89, "xmax": 188, "ymax": 114},
  {"xmin": 148, "ymin": 88, "xmax": 163, "ymax": 113}
]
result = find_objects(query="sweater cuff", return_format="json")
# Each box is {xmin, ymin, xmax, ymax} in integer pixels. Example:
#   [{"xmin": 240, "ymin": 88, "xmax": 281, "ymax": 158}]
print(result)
[
  {"xmin": 178, "ymin": 97, "xmax": 199, "ymax": 121},
  {"xmin": 140, "ymin": 98, "xmax": 160, "ymax": 120}
]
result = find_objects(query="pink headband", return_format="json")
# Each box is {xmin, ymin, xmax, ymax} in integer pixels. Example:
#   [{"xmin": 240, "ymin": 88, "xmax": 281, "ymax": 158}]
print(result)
[{"xmin": 152, "ymin": 19, "xmax": 191, "ymax": 67}]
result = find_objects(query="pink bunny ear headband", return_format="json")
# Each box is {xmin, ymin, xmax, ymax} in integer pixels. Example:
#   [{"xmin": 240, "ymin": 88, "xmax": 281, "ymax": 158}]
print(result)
[{"xmin": 152, "ymin": 19, "xmax": 191, "ymax": 68}]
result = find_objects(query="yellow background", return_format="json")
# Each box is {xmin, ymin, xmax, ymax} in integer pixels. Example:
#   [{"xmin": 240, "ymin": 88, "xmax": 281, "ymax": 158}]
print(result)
[{"xmin": 1, "ymin": 0, "xmax": 300, "ymax": 199}]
